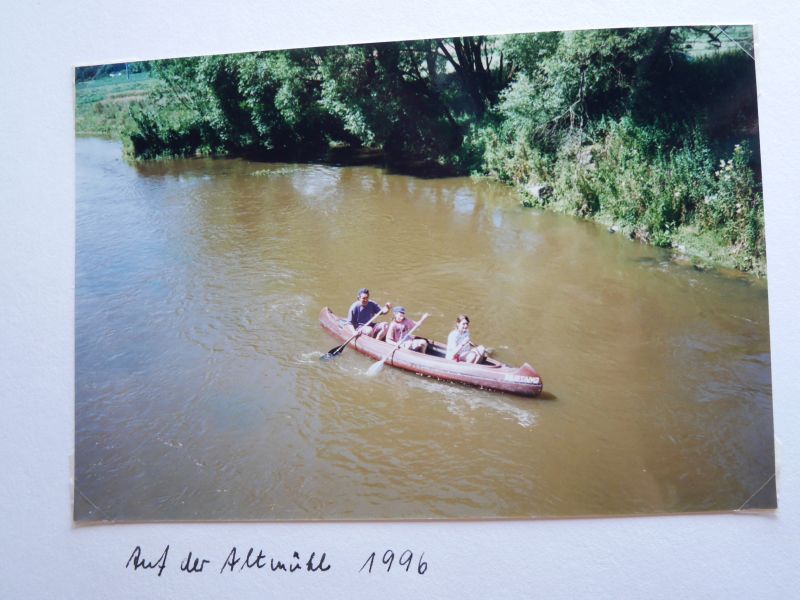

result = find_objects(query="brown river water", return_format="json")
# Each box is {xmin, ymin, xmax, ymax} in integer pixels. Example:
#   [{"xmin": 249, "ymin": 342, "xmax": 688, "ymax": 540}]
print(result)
[{"xmin": 75, "ymin": 137, "xmax": 775, "ymax": 520}]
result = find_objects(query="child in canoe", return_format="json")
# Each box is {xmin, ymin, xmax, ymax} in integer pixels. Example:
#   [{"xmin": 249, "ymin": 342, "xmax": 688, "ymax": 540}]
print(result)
[
  {"xmin": 386, "ymin": 306, "xmax": 428, "ymax": 353},
  {"xmin": 446, "ymin": 314, "xmax": 486, "ymax": 363}
]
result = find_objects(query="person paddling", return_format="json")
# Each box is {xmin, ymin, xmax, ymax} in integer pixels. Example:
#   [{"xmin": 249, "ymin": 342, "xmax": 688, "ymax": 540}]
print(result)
[
  {"xmin": 386, "ymin": 306, "xmax": 428, "ymax": 353},
  {"xmin": 347, "ymin": 288, "xmax": 390, "ymax": 340},
  {"xmin": 446, "ymin": 314, "xmax": 486, "ymax": 363}
]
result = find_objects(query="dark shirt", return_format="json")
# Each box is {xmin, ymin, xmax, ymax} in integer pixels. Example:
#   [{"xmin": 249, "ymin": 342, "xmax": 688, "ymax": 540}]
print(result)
[{"xmin": 348, "ymin": 300, "xmax": 382, "ymax": 329}]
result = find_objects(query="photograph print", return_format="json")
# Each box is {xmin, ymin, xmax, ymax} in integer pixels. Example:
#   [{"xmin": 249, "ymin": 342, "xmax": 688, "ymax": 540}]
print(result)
[{"xmin": 74, "ymin": 25, "xmax": 774, "ymax": 521}]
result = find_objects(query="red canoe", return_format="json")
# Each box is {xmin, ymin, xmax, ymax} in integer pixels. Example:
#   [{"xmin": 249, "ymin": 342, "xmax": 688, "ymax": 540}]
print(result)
[{"xmin": 319, "ymin": 307, "xmax": 543, "ymax": 397}]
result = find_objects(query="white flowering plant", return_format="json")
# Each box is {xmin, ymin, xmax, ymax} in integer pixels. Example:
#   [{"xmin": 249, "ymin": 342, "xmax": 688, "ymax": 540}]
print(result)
[{"xmin": 697, "ymin": 142, "xmax": 764, "ymax": 269}]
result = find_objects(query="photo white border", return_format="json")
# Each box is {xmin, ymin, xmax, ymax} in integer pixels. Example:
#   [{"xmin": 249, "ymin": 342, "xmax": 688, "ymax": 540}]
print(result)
[{"xmin": 2, "ymin": 1, "xmax": 798, "ymax": 597}]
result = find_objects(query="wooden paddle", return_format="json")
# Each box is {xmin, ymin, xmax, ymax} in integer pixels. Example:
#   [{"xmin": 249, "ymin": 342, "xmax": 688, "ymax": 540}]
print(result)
[
  {"xmin": 320, "ymin": 305, "xmax": 387, "ymax": 360},
  {"xmin": 366, "ymin": 313, "xmax": 429, "ymax": 376}
]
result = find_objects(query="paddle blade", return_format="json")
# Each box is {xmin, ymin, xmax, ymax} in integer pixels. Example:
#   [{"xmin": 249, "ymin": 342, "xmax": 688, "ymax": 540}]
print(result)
[
  {"xmin": 365, "ymin": 359, "xmax": 386, "ymax": 377},
  {"xmin": 320, "ymin": 346, "xmax": 342, "ymax": 361},
  {"xmin": 321, "ymin": 340, "xmax": 350, "ymax": 360}
]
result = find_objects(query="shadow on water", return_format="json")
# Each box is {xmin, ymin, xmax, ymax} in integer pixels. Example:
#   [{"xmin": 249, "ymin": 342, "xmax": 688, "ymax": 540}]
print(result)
[
  {"xmin": 326, "ymin": 146, "xmax": 462, "ymax": 179},
  {"xmin": 246, "ymin": 145, "xmax": 463, "ymax": 179},
  {"xmin": 120, "ymin": 138, "xmax": 472, "ymax": 182}
]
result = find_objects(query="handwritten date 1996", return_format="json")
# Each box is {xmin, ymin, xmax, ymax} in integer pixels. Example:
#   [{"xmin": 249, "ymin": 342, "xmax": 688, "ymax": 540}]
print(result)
[{"xmin": 359, "ymin": 550, "xmax": 427, "ymax": 575}]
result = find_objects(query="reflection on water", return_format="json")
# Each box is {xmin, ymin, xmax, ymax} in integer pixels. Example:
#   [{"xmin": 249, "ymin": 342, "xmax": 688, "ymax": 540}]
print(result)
[{"xmin": 75, "ymin": 138, "xmax": 775, "ymax": 520}]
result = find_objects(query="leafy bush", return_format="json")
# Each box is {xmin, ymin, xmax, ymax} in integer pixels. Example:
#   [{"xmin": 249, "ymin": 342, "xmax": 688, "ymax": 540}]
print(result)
[
  {"xmin": 127, "ymin": 105, "xmax": 206, "ymax": 159},
  {"xmin": 697, "ymin": 143, "xmax": 764, "ymax": 269},
  {"xmin": 581, "ymin": 119, "xmax": 716, "ymax": 235}
]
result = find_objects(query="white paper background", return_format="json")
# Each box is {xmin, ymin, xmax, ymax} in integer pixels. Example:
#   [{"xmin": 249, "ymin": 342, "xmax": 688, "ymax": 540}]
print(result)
[{"xmin": 2, "ymin": 1, "xmax": 798, "ymax": 598}]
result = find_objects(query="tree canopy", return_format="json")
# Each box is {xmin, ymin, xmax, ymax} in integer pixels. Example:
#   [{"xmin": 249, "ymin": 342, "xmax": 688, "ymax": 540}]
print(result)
[
  {"xmin": 125, "ymin": 27, "xmax": 757, "ymax": 165},
  {"xmin": 119, "ymin": 26, "xmax": 764, "ymax": 272}
]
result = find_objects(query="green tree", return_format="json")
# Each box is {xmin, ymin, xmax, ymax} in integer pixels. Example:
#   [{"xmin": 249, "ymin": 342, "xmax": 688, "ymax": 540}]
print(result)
[{"xmin": 497, "ymin": 28, "xmax": 676, "ymax": 148}]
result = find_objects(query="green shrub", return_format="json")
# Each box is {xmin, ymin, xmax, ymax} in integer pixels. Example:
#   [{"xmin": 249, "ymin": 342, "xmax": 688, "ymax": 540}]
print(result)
[
  {"xmin": 127, "ymin": 105, "xmax": 208, "ymax": 159},
  {"xmin": 697, "ymin": 143, "xmax": 764, "ymax": 269}
]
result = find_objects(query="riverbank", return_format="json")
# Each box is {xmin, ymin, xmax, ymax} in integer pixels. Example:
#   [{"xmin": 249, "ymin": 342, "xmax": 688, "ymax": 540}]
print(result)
[
  {"xmin": 504, "ymin": 175, "xmax": 767, "ymax": 277},
  {"xmin": 475, "ymin": 119, "xmax": 766, "ymax": 276},
  {"xmin": 76, "ymin": 29, "xmax": 766, "ymax": 277}
]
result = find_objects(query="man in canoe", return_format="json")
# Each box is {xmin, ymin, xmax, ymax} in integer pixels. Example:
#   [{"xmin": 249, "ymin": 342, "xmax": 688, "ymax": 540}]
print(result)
[
  {"xmin": 347, "ymin": 288, "xmax": 390, "ymax": 340},
  {"xmin": 386, "ymin": 306, "xmax": 428, "ymax": 353},
  {"xmin": 446, "ymin": 314, "xmax": 486, "ymax": 364}
]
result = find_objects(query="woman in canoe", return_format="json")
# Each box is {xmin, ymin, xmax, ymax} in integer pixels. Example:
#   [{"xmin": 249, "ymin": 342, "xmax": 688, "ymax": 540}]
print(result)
[
  {"xmin": 446, "ymin": 314, "xmax": 486, "ymax": 364},
  {"xmin": 386, "ymin": 306, "xmax": 428, "ymax": 353}
]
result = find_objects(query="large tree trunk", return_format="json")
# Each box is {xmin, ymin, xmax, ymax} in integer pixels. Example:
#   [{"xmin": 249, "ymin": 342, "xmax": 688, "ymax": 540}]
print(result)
[{"xmin": 437, "ymin": 37, "xmax": 495, "ymax": 117}]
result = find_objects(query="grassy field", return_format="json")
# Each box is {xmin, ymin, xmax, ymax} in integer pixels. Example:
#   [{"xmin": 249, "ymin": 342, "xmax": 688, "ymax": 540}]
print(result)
[{"xmin": 75, "ymin": 72, "xmax": 155, "ymax": 137}]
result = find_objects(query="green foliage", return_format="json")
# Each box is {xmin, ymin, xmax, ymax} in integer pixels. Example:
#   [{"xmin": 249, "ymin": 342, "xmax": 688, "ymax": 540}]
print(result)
[
  {"xmin": 580, "ymin": 119, "xmax": 715, "ymax": 230},
  {"xmin": 542, "ymin": 119, "xmax": 764, "ymax": 268},
  {"xmin": 318, "ymin": 41, "xmax": 465, "ymax": 160},
  {"xmin": 463, "ymin": 106, "xmax": 555, "ymax": 187},
  {"xmin": 125, "ymin": 52, "xmax": 348, "ymax": 159},
  {"xmin": 549, "ymin": 134, "xmax": 596, "ymax": 215},
  {"xmin": 75, "ymin": 72, "xmax": 155, "ymax": 137},
  {"xmin": 500, "ymin": 32, "xmax": 562, "ymax": 74},
  {"xmin": 696, "ymin": 143, "xmax": 764, "ymax": 269},
  {"xmin": 631, "ymin": 50, "xmax": 758, "ymax": 142},
  {"xmin": 110, "ymin": 26, "xmax": 764, "ymax": 273},
  {"xmin": 496, "ymin": 28, "xmax": 675, "ymax": 150},
  {"xmin": 317, "ymin": 45, "xmax": 387, "ymax": 147},
  {"xmin": 127, "ymin": 104, "xmax": 204, "ymax": 159},
  {"xmin": 482, "ymin": 25, "xmax": 764, "ymax": 272},
  {"xmin": 125, "ymin": 37, "xmax": 515, "ymax": 163},
  {"xmin": 448, "ymin": 120, "xmax": 490, "ymax": 174}
]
